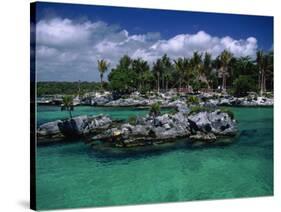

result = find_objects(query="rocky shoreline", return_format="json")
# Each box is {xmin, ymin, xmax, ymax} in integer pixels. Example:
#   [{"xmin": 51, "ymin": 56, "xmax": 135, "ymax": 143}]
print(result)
[
  {"xmin": 37, "ymin": 103, "xmax": 238, "ymax": 148},
  {"xmin": 88, "ymin": 91, "xmax": 273, "ymax": 108}
]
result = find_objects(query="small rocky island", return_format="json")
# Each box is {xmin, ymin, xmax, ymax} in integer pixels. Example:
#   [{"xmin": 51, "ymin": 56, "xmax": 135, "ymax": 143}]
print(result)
[{"xmin": 37, "ymin": 101, "xmax": 238, "ymax": 148}]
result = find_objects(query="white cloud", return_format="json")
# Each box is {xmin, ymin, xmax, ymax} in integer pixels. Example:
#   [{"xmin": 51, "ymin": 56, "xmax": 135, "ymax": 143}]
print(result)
[{"xmin": 35, "ymin": 18, "xmax": 258, "ymax": 81}]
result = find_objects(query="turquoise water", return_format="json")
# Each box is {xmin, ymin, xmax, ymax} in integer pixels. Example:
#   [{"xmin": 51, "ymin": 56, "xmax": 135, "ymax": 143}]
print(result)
[{"xmin": 36, "ymin": 106, "xmax": 273, "ymax": 210}]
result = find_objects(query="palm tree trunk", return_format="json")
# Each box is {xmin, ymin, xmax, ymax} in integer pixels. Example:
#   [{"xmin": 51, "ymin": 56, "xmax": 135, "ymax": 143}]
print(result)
[
  {"xmin": 139, "ymin": 81, "xmax": 142, "ymax": 92},
  {"xmin": 263, "ymin": 75, "xmax": 266, "ymax": 92},
  {"xmin": 222, "ymin": 74, "xmax": 225, "ymax": 91},
  {"xmin": 69, "ymin": 110, "xmax": 72, "ymax": 119},
  {"xmin": 260, "ymin": 70, "xmax": 264, "ymax": 96},
  {"xmin": 222, "ymin": 68, "xmax": 227, "ymax": 92},
  {"xmin": 157, "ymin": 74, "xmax": 160, "ymax": 93},
  {"xmin": 100, "ymin": 74, "xmax": 103, "ymax": 90},
  {"xmin": 258, "ymin": 71, "xmax": 261, "ymax": 92},
  {"xmin": 179, "ymin": 78, "xmax": 182, "ymax": 92},
  {"xmin": 162, "ymin": 75, "xmax": 165, "ymax": 91}
]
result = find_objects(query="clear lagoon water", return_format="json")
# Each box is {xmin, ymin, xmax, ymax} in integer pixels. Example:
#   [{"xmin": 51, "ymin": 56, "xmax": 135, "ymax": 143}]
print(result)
[{"xmin": 36, "ymin": 105, "xmax": 273, "ymax": 210}]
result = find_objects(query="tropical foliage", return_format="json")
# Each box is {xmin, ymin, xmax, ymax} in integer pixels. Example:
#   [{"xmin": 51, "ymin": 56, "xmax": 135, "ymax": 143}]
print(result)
[
  {"xmin": 38, "ymin": 50, "xmax": 273, "ymax": 97},
  {"xmin": 61, "ymin": 95, "xmax": 74, "ymax": 119},
  {"xmin": 97, "ymin": 59, "xmax": 110, "ymax": 89}
]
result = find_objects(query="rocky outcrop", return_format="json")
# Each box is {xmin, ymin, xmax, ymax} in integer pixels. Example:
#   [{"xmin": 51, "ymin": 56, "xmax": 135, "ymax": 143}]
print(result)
[
  {"xmin": 87, "ymin": 91, "xmax": 273, "ymax": 108},
  {"xmin": 105, "ymin": 97, "xmax": 151, "ymax": 107},
  {"xmin": 188, "ymin": 110, "xmax": 237, "ymax": 136},
  {"xmin": 37, "ymin": 120, "xmax": 62, "ymax": 137},
  {"xmin": 200, "ymin": 96, "xmax": 273, "ymax": 107},
  {"xmin": 91, "ymin": 96, "xmax": 112, "ymax": 106},
  {"xmin": 89, "ymin": 107, "xmax": 237, "ymax": 148},
  {"xmin": 37, "ymin": 115, "xmax": 112, "ymax": 141}
]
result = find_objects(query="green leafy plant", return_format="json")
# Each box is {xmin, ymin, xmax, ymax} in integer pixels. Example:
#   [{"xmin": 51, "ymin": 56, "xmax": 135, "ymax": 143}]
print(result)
[
  {"xmin": 187, "ymin": 95, "xmax": 200, "ymax": 105},
  {"xmin": 128, "ymin": 115, "xmax": 137, "ymax": 125},
  {"xmin": 220, "ymin": 108, "xmax": 234, "ymax": 120},
  {"xmin": 233, "ymin": 75, "xmax": 257, "ymax": 97},
  {"xmin": 61, "ymin": 95, "xmax": 74, "ymax": 119},
  {"xmin": 189, "ymin": 106, "xmax": 213, "ymax": 115},
  {"xmin": 149, "ymin": 102, "xmax": 161, "ymax": 117}
]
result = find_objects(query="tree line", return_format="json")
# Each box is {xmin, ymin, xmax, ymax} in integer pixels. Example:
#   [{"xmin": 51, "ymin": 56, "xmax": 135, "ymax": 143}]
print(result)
[
  {"xmin": 38, "ymin": 50, "xmax": 273, "ymax": 98},
  {"xmin": 98, "ymin": 50, "xmax": 273, "ymax": 97}
]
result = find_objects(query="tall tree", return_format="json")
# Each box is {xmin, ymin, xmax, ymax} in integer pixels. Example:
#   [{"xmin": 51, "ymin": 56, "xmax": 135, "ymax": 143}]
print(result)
[
  {"xmin": 97, "ymin": 59, "xmax": 110, "ymax": 89},
  {"xmin": 132, "ymin": 58, "xmax": 150, "ymax": 91},
  {"xmin": 161, "ymin": 54, "xmax": 173, "ymax": 91},
  {"xmin": 174, "ymin": 58, "xmax": 186, "ymax": 90},
  {"xmin": 108, "ymin": 55, "xmax": 137, "ymax": 94},
  {"xmin": 152, "ymin": 59, "xmax": 163, "ymax": 93},
  {"xmin": 202, "ymin": 52, "xmax": 213, "ymax": 88},
  {"xmin": 190, "ymin": 51, "xmax": 203, "ymax": 79},
  {"xmin": 61, "ymin": 95, "xmax": 74, "ymax": 119},
  {"xmin": 219, "ymin": 50, "xmax": 233, "ymax": 91}
]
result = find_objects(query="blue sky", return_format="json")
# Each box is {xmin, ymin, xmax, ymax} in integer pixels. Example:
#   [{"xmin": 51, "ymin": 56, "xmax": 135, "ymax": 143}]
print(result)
[{"xmin": 34, "ymin": 2, "xmax": 273, "ymax": 81}]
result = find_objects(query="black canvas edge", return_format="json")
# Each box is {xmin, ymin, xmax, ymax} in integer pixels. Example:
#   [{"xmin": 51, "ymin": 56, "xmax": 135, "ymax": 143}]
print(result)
[{"xmin": 30, "ymin": 2, "xmax": 37, "ymax": 210}]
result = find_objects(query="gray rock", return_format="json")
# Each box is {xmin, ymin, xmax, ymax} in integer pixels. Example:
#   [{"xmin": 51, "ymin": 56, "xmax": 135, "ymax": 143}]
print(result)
[
  {"xmin": 50, "ymin": 115, "xmax": 113, "ymax": 137},
  {"xmin": 37, "ymin": 120, "xmax": 62, "ymax": 136},
  {"xmin": 176, "ymin": 104, "xmax": 190, "ymax": 114},
  {"xmin": 155, "ymin": 114, "xmax": 170, "ymax": 125},
  {"xmin": 188, "ymin": 110, "xmax": 237, "ymax": 136},
  {"xmin": 91, "ymin": 96, "xmax": 112, "ymax": 105},
  {"xmin": 190, "ymin": 132, "xmax": 216, "ymax": 141},
  {"xmin": 188, "ymin": 112, "xmax": 212, "ymax": 133}
]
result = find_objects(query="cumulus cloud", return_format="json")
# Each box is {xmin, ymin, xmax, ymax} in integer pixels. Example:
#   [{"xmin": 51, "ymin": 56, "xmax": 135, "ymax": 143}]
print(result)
[{"xmin": 35, "ymin": 18, "xmax": 258, "ymax": 81}]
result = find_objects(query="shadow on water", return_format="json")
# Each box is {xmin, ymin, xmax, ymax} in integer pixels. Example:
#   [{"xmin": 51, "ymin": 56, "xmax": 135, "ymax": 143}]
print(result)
[
  {"xmin": 37, "ymin": 137, "xmax": 86, "ymax": 149},
  {"xmin": 37, "ymin": 134, "xmax": 240, "ymax": 164},
  {"xmin": 84, "ymin": 137, "xmax": 239, "ymax": 163}
]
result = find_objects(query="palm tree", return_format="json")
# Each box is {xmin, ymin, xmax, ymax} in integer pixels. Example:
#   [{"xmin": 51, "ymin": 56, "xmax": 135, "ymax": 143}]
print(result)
[
  {"xmin": 152, "ymin": 59, "xmax": 163, "ymax": 93},
  {"xmin": 256, "ymin": 50, "xmax": 264, "ymax": 95},
  {"xmin": 97, "ymin": 59, "xmax": 110, "ymax": 89},
  {"xmin": 161, "ymin": 54, "xmax": 173, "ymax": 91},
  {"xmin": 132, "ymin": 58, "xmax": 150, "ymax": 91},
  {"xmin": 256, "ymin": 50, "xmax": 273, "ymax": 96},
  {"xmin": 202, "ymin": 52, "xmax": 212, "ymax": 89},
  {"xmin": 174, "ymin": 58, "xmax": 185, "ymax": 90},
  {"xmin": 191, "ymin": 51, "xmax": 203, "ymax": 78},
  {"xmin": 219, "ymin": 50, "xmax": 233, "ymax": 91},
  {"xmin": 61, "ymin": 95, "xmax": 74, "ymax": 119}
]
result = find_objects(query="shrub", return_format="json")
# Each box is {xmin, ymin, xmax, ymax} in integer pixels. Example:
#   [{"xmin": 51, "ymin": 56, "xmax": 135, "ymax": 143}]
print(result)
[
  {"xmin": 189, "ymin": 106, "xmax": 213, "ymax": 115},
  {"xmin": 149, "ymin": 102, "xmax": 161, "ymax": 117},
  {"xmin": 264, "ymin": 92, "xmax": 273, "ymax": 98},
  {"xmin": 171, "ymin": 95, "xmax": 180, "ymax": 101},
  {"xmin": 220, "ymin": 108, "xmax": 234, "ymax": 120},
  {"xmin": 187, "ymin": 95, "xmax": 200, "ymax": 105},
  {"xmin": 199, "ymin": 81, "xmax": 208, "ymax": 89},
  {"xmin": 233, "ymin": 75, "xmax": 257, "ymax": 97},
  {"xmin": 128, "ymin": 115, "xmax": 137, "ymax": 125},
  {"xmin": 191, "ymin": 81, "xmax": 200, "ymax": 92}
]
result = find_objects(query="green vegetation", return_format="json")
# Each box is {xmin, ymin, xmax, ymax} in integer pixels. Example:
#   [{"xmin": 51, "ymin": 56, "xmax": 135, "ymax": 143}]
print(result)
[
  {"xmin": 107, "ymin": 50, "xmax": 273, "ymax": 96},
  {"xmin": 149, "ymin": 102, "xmax": 161, "ymax": 117},
  {"xmin": 256, "ymin": 51, "xmax": 273, "ymax": 96},
  {"xmin": 37, "ymin": 81, "xmax": 103, "ymax": 96},
  {"xmin": 187, "ymin": 95, "xmax": 200, "ymax": 105},
  {"xmin": 218, "ymin": 50, "xmax": 233, "ymax": 91},
  {"xmin": 189, "ymin": 106, "xmax": 234, "ymax": 120},
  {"xmin": 128, "ymin": 115, "xmax": 137, "ymax": 125},
  {"xmin": 97, "ymin": 59, "xmax": 110, "ymax": 90},
  {"xmin": 61, "ymin": 95, "xmax": 74, "ymax": 119},
  {"xmin": 220, "ymin": 108, "xmax": 234, "ymax": 120},
  {"xmin": 189, "ymin": 106, "xmax": 214, "ymax": 115},
  {"xmin": 38, "ymin": 50, "xmax": 273, "ymax": 98},
  {"xmin": 233, "ymin": 75, "xmax": 256, "ymax": 97}
]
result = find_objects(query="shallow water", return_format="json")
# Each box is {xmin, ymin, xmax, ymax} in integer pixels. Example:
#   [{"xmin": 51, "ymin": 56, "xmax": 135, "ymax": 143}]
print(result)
[{"xmin": 36, "ymin": 106, "xmax": 273, "ymax": 210}]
